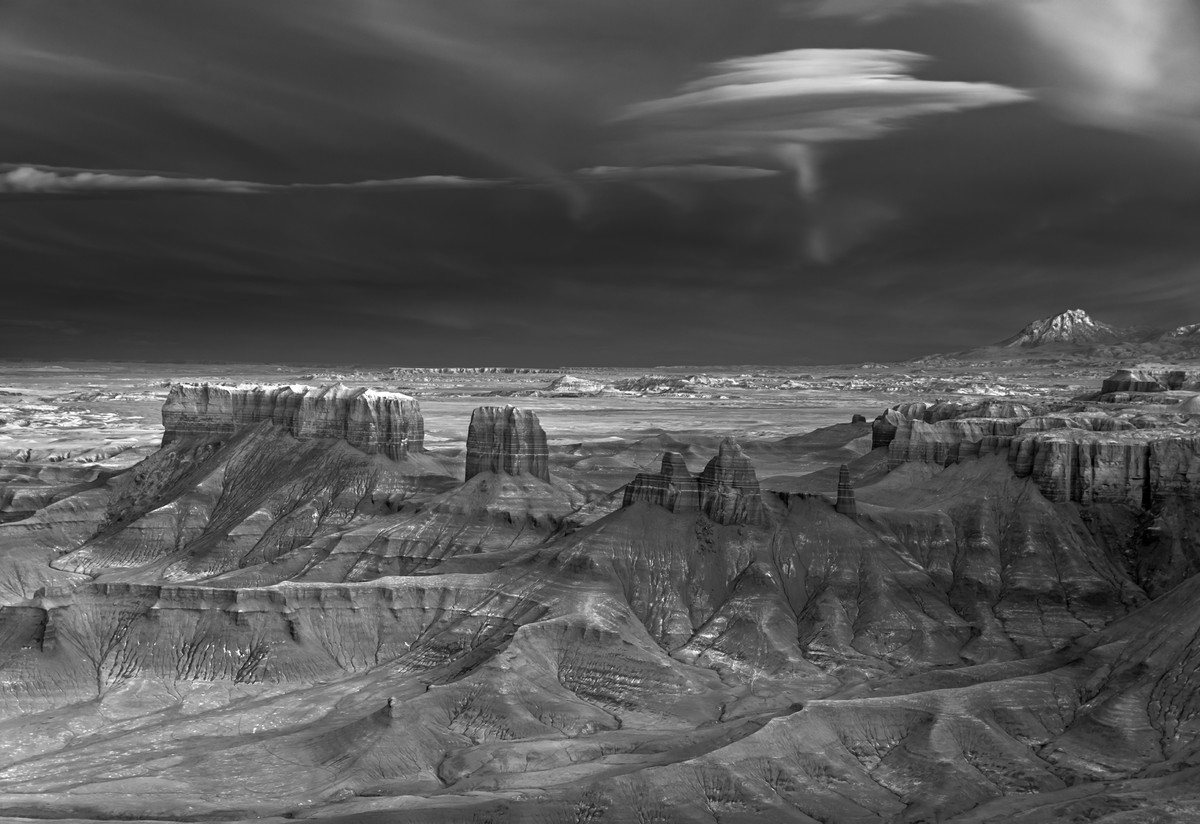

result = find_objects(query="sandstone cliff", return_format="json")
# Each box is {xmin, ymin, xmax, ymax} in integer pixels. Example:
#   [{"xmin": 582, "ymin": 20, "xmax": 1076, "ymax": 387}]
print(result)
[
  {"xmin": 835, "ymin": 464, "xmax": 857, "ymax": 518},
  {"xmin": 464, "ymin": 406, "xmax": 550, "ymax": 482},
  {"xmin": 1101, "ymin": 369, "xmax": 1165, "ymax": 394},
  {"xmin": 876, "ymin": 398, "xmax": 1200, "ymax": 509},
  {"xmin": 623, "ymin": 439, "xmax": 763, "ymax": 525},
  {"xmin": 162, "ymin": 383, "xmax": 423, "ymax": 459},
  {"xmin": 622, "ymin": 452, "xmax": 700, "ymax": 512}
]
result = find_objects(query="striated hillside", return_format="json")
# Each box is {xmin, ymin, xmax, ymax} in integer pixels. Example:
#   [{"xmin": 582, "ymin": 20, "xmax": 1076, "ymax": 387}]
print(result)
[{"xmin": 0, "ymin": 379, "xmax": 1197, "ymax": 822}]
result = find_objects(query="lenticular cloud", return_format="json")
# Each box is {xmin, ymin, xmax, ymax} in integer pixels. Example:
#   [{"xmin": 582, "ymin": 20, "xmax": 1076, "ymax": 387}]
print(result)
[
  {"xmin": 619, "ymin": 49, "xmax": 1029, "ymax": 160},
  {"xmin": 617, "ymin": 48, "xmax": 1028, "ymax": 261}
]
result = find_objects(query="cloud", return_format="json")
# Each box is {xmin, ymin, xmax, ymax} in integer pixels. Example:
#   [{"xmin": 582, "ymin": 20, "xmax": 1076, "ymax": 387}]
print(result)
[
  {"xmin": 618, "ymin": 49, "xmax": 1028, "ymax": 151},
  {"xmin": 616, "ymin": 48, "xmax": 1028, "ymax": 260},
  {"xmin": 801, "ymin": 0, "xmax": 1200, "ymax": 145},
  {"xmin": 574, "ymin": 165, "xmax": 782, "ymax": 182},
  {"xmin": 0, "ymin": 165, "xmax": 262, "ymax": 195},
  {"xmin": 0, "ymin": 164, "xmax": 503, "ymax": 196},
  {"xmin": 0, "ymin": 161, "xmax": 792, "ymax": 199}
]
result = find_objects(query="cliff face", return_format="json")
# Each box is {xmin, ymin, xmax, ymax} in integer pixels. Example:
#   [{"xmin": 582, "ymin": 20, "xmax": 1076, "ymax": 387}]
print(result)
[
  {"xmin": 464, "ymin": 406, "xmax": 550, "ymax": 482},
  {"xmin": 622, "ymin": 452, "xmax": 700, "ymax": 512},
  {"xmin": 873, "ymin": 400, "xmax": 1035, "ymax": 449},
  {"xmin": 877, "ymin": 399, "xmax": 1200, "ymax": 508},
  {"xmin": 697, "ymin": 439, "xmax": 764, "ymax": 525},
  {"xmin": 162, "ymin": 383, "xmax": 423, "ymax": 459},
  {"xmin": 1009, "ymin": 429, "xmax": 1200, "ymax": 506},
  {"xmin": 1101, "ymin": 369, "xmax": 1166, "ymax": 394},
  {"xmin": 623, "ymin": 438, "xmax": 763, "ymax": 525},
  {"xmin": 834, "ymin": 464, "xmax": 857, "ymax": 518}
]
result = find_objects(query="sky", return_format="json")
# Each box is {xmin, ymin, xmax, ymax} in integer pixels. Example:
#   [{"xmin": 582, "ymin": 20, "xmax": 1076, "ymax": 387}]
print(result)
[{"xmin": 2, "ymin": 0, "xmax": 1200, "ymax": 365}]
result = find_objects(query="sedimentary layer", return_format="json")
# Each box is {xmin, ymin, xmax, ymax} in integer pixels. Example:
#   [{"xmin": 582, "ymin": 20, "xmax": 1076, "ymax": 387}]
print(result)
[
  {"xmin": 162, "ymin": 383, "xmax": 424, "ymax": 459},
  {"xmin": 464, "ymin": 406, "xmax": 550, "ymax": 482},
  {"xmin": 623, "ymin": 438, "xmax": 763, "ymax": 525}
]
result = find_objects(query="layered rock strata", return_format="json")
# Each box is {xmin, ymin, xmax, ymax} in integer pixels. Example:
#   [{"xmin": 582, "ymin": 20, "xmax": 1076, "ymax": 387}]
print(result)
[
  {"xmin": 623, "ymin": 438, "xmax": 763, "ymax": 525},
  {"xmin": 622, "ymin": 452, "xmax": 699, "ymax": 512},
  {"xmin": 162, "ymin": 384, "xmax": 423, "ymax": 459},
  {"xmin": 872, "ymin": 400, "xmax": 1035, "ymax": 449},
  {"xmin": 1101, "ymin": 369, "xmax": 1165, "ymax": 394},
  {"xmin": 834, "ymin": 464, "xmax": 857, "ymax": 518},
  {"xmin": 877, "ymin": 399, "xmax": 1200, "ymax": 508},
  {"xmin": 464, "ymin": 406, "xmax": 550, "ymax": 482}
]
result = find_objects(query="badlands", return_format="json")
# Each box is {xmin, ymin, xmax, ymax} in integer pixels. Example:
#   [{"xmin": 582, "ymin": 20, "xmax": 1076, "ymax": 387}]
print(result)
[{"xmin": 0, "ymin": 311, "xmax": 1199, "ymax": 823}]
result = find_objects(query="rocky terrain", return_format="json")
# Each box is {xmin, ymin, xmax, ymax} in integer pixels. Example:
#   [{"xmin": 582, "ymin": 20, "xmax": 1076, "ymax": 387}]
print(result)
[{"xmin": 0, "ymin": 337, "xmax": 1198, "ymax": 823}]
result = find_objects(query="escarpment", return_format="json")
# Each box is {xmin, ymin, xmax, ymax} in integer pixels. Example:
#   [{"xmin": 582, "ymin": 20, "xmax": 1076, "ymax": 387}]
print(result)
[
  {"xmin": 874, "ymin": 390, "xmax": 1200, "ymax": 508},
  {"xmin": 623, "ymin": 438, "xmax": 763, "ymax": 525},
  {"xmin": 162, "ymin": 383, "xmax": 424, "ymax": 459},
  {"xmin": 464, "ymin": 406, "xmax": 549, "ymax": 482}
]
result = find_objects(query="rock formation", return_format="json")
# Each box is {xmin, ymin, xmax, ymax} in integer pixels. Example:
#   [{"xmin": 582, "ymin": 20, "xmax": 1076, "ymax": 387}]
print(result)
[
  {"xmin": 697, "ymin": 439, "xmax": 765, "ymax": 525},
  {"xmin": 622, "ymin": 452, "xmax": 700, "ymax": 512},
  {"xmin": 834, "ymin": 464, "xmax": 857, "ymax": 518},
  {"xmin": 1101, "ymin": 369, "xmax": 1166, "ymax": 394},
  {"xmin": 851, "ymin": 414, "xmax": 867, "ymax": 424},
  {"xmin": 1009, "ymin": 428, "xmax": 1200, "ymax": 506},
  {"xmin": 162, "ymin": 383, "xmax": 423, "ymax": 459},
  {"xmin": 464, "ymin": 406, "xmax": 550, "ymax": 482},
  {"xmin": 623, "ymin": 438, "xmax": 763, "ymax": 525},
  {"xmin": 873, "ymin": 399, "xmax": 1035, "ymax": 451},
  {"xmin": 874, "ymin": 392, "xmax": 1200, "ymax": 509}
]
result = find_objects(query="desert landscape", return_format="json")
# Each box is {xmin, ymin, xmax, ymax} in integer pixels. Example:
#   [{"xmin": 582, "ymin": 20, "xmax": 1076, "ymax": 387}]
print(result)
[
  {"xmin": 5, "ymin": 1, "xmax": 1200, "ymax": 820},
  {"xmin": 0, "ymin": 310, "xmax": 1198, "ymax": 823}
]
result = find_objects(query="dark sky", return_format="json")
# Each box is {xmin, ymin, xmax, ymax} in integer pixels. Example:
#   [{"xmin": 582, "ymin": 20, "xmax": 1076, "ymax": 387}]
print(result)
[{"xmin": 3, "ymin": 0, "xmax": 1200, "ymax": 365}]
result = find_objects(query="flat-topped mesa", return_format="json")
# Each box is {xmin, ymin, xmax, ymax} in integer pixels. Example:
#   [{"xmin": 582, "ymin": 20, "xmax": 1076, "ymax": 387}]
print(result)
[
  {"xmin": 835, "ymin": 465, "xmax": 858, "ymax": 519},
  {"xmin": 464, "ymin": 406, "xmax": 550, "ymax": 482},
  {"xmin": 161, "ymin": 383, "xmax": 423, "ymax": 459},
  {"xmin": 1097, "ymin": 369, "xmax": 1200, "ymax": 397},
  {"xmin": 697, "ymin": 438, "xmax": 764, "ymax": 525},
  {"xmin": 1101, "ymin": 369, "xmax": 1166, "ymax": 395},
  {"xmin": 874, "ymin": 399, "xmax": 1035, "ymax": 452},
  {"xmin": 622, "ymin": 452, "xmax": 700, "ymax": 512},
  {"xmin": 622, "ymin": 439, "xmax": 764, "ymax": 525}
]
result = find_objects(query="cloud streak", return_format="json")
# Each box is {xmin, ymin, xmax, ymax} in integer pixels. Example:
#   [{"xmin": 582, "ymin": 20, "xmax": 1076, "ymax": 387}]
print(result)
[
  {"xmin": 0, "ymin": 164, "xmax": 502, "ymax": 196},
  {"xmin": 616, "ymin": 48, "xmax": 1029, "ymax": 259},
  {"xmin": 0, "ymin": 162, "xmax": 784, "ymax": 198}
]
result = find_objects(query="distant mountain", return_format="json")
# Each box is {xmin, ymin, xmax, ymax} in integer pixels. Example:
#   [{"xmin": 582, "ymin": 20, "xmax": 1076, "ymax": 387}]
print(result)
[
  {"xmin": 996, "ymin": 308, "xmax": 1121, "ymax": 347},
  {"xmin": 917, "ymin": 309, "xmax": 1200, "ymax": 364}
]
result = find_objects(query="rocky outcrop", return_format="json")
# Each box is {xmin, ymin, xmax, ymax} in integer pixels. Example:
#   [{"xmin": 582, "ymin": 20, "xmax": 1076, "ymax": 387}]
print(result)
[
  {"xmin": 1101, "ymin": 369, "xmax": 1165, "ymax": 394},
  {"xmin": 543, "ymin": 375, "xmax": 609, "ymax": 396},
  {"xmin": 697, "ymin": 439, "xmax": 764, "ymax": 525},
  {"xmin": 874, "ymin": 389, "xmax": 1200, "ymax": 509},
  {"xmin": 161, "ymin": 383, "xmax": 423, "ymax": 459},
  {"xmin": 464, "ymin": 406, "xmax": 550, "ymax": 482},
  {"xmin": 1009, "ymin": 429, "xmax": 1200, "ymax": 506},
  {"xmin": 622, "ymin": 452, "xmax": 699, "ymax": 513},
  {"xmin": 872, "ymin": 400, "xmax": 1035, "ymax": 450},
  {"xmin": 623, "ymin": 439, "xmax": 763, "ymax": 525},
  {"xmin": 834, "ymin": 465, "xmax": 857, "ymax": 518},
  {"xmin": 887, "ymin": 418, "xmax": 1023, "ymax": 468}
]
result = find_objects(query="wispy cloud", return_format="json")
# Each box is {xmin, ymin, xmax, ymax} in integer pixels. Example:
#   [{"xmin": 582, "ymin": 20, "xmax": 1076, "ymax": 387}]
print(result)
[
  {"xmin": 0, "ymin": 164, "xmax": 502, "ymax": 196},
  {"xmin": 802, "ymin": 0, "xmax": 1200, "ymax": 146},
  {"xmin": 574, "ymin": 165, "xmax": 782, "ymax": 182},
  {"xmin": 0, "ymin": 162, "xmax": 790, "ymax": 198},
  {"xmin": 616, "ymin": 48, "xmax": 1029, "ymax": 260}
]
